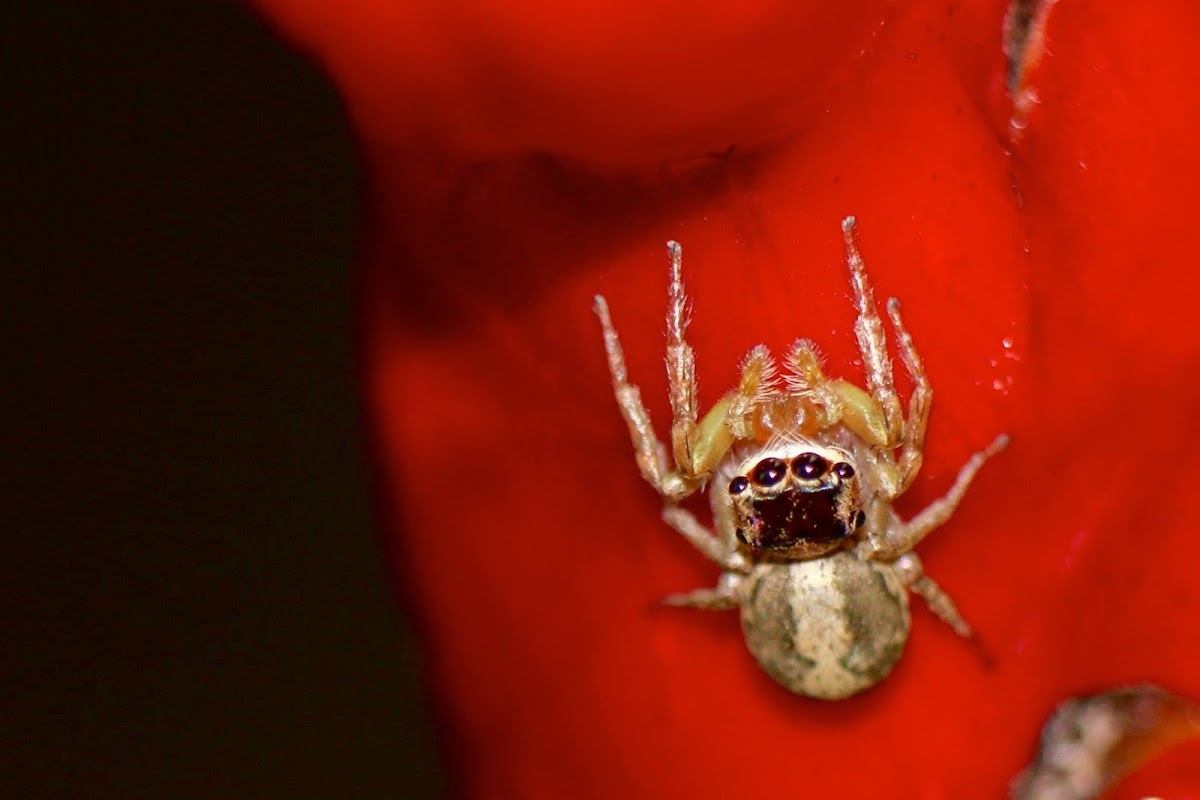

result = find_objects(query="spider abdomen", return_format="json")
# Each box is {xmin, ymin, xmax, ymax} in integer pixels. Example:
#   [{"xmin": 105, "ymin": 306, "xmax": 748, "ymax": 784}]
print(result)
[{"xmin": 738, "ymin": 552, "xmax": 911, "ymax": 700}]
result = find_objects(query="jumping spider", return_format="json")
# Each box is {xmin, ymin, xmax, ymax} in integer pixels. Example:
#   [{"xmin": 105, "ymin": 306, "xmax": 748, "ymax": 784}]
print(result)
[{"xmin": 594, "ymin": 217, "xmax": 1007, "ymax": 699}]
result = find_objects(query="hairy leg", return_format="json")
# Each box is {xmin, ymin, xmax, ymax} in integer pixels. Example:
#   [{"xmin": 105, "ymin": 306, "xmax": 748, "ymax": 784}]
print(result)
[
  {"xmin": 886, "ymin": 297, "xmax": 932, "ymax": 494},
  {"xmin": 871, "ymin": 434, "xmax": 1009, "ymax": 558},
  {"xmin": 891, "ymin": 552, "xmax": 972, "ymax": 637},
  {"xmin": 842, "ymin": 216, "xmax": 904, "ymax": 445},
  {"xmin": 663, "ymin": 572, "xmax": 743, "ymax": 610},
  {"xmin": 664, "ymin": 241, "xmax": 701, "ymax": 474},
  {"xmin": 662, "ymin": 506, "xmax": 747, "ymax": 572},
  {"xmin": 594, "ymin": 295, "xmax": 695, "ymax": 500}
]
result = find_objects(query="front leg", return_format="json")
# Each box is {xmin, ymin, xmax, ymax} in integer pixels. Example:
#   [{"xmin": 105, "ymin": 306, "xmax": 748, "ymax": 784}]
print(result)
[
  {"xmin": 662, "ymin": 241, "xmax": 769, "ymax": 476},
  {"xmin": 597, "ymin": 241, "xmax": 766, "ymax": 501},
  {"xmin": 664, "ymin": 241, "xmax": 701, "ymax": 474},
  {"xmin": 885, "ymin": 297, "xmax": 932, "ymax": 495},
  {"xmin": 842, "ymin": 216, "xmax": 905, "ymax": 445},
  {"xmin": 594, "ymin": 295, "xmax": 697, "ymax": 501}
]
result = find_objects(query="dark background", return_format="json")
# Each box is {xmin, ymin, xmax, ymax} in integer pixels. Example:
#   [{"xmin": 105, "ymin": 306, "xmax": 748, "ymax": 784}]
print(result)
[{"xmin": 7, "ymin": 2, "xmax": 445, "ymax": 796}]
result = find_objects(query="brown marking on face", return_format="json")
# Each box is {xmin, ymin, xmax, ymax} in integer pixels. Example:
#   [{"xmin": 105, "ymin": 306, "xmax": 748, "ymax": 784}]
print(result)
[
  {"xmin": 750, "ymin": 486, "xmax": 851, "ymax": 550},
  {"xmin": 732, "ymin": 449, "xmax": 861, "ymax": 560}
]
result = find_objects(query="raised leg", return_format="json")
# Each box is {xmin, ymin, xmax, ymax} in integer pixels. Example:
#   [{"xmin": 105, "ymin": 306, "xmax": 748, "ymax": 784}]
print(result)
[
  {"xmin": 594, "ymin": 295, "xmax": 695, "ymax": 501},
  {"xmin": 599, "ymin": 241, "xmax": 756, "ymax": 486},
  {"xmin": 886, "ymin": 297, "xmax": 932, "ymax": 494},
  {"xmin": 842, "ymin": 216, "xmax": 904, "ymax": 445},
  {"xmin": 891, "ymin": 552, "xmax": 972, "ymax": 637},
  {"xmin": 871, "ymin": 433, "xmax": 1009, "ymax": 559},
  {"xmin": 664, "ymin": 241, "xmax": 701, "ymax": 474}
]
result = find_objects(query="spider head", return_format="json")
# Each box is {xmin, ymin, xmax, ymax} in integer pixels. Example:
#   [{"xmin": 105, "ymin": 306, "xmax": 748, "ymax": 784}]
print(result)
[{"xmin": 726, "ymin": 444, "xmax": 864, "ymax": 560}]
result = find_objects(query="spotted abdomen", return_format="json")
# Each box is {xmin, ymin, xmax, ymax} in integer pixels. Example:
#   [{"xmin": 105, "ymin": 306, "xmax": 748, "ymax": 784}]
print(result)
[{"xmin": 738, "ymin": 552, "xmax": 910, "ymax": 700}]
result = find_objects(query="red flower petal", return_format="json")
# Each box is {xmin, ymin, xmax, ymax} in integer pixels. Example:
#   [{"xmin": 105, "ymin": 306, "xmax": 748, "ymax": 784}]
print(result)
[
  {"xmin": 254, "ymin": 0, "xmax": 1200, "ymax": 796},
  {"xmin": 1007, "ymin": 0, "xmax": 1200, "ymax": 709},
  {"xmin": 1108, "ymin": 739, "xmax": 1200, "ymax": 800}
]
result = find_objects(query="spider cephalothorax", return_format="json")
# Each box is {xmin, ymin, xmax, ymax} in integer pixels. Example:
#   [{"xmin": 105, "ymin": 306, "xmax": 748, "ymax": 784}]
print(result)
[{"xmin": 727, "ymin": 443, "xmax": 864, "ymax": 560}]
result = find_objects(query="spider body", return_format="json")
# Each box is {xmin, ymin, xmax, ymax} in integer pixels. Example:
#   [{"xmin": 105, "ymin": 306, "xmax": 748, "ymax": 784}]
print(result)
[
  {"xmin": 594, "ymin": 217, "xmax": 1006, "ymax": 699},
  {"xmin": 738, "ymin": 553, "xmax": 909, "ymax": 700}
]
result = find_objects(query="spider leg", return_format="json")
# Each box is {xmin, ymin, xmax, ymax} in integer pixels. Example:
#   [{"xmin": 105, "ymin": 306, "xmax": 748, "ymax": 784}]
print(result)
[
  {"xmin": 842, "ymin": 216, "xmax": 904, "ymax": 446},
  {"xmin": 664, "ymin": 241, "xmax": 702, "ymax": 475},
  {"xmin": 662, "ymin": 506, "xmax": 747, "ymax": 572},
  {"xmin": 662, "ymin": 241, "xmax": 763, "ymax": 476},
  {"xmin": 659, "ymin": 507, "xmax": 746, "ymax": 610},
  {"xmin": 594, "ymin": 294, "xmax": 696, "ymax": 501},
  {"xmin": 886, "ymin": 297, "xmax": 932, "ymax": 494},
  {"xmin": 663, "ymin": 583, "xmax": 740, "ymax": 610},
  {"xmin": 595, "ymin": 242, "xmax": 764, "ymax": 498},
  {"xmin": 864, "ymin": 434, "xmax": 1008, "ymax": 559},
  {"xmin": 890, "ymin": 552, "xmax": 972, "ymax": 637}
]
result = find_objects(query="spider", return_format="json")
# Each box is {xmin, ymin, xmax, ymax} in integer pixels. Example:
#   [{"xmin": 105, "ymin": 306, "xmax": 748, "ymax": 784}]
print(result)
[{"xmin": 593, "ymin": 217, "xmax": 1007, "ymax": 699}]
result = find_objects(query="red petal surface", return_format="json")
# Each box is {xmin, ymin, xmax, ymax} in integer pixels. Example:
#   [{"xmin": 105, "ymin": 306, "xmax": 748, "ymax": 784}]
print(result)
[
  {"xmin": 1108, "ymin": 739, "xmax": 1200, "ymax": 800},
  {"xmin": 254, "ymin": 0, "xmax": 1200, "ymax": 796}
]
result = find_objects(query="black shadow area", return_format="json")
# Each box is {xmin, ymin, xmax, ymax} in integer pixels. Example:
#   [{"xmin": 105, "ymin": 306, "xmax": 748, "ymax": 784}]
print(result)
[{"xmin": 4, "ymin": 2, "xmax": 445, "ymax": 796}]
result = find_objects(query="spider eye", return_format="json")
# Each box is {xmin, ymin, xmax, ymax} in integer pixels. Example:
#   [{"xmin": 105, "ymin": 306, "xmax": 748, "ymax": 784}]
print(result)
[
  {"xmin": 729, "ymin": 476, "xmax": 750, "ymax": 495},
  {"xmin": 751, "ymin": 458, "xmax": 787, "ymax": 487},
  {"xmin": 791, "ymin": 452, "xmax": 827, "ymax": 480},
  {"xmin": 833, "ymin": 462, "xmax": 856, "ymax": 480}
]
